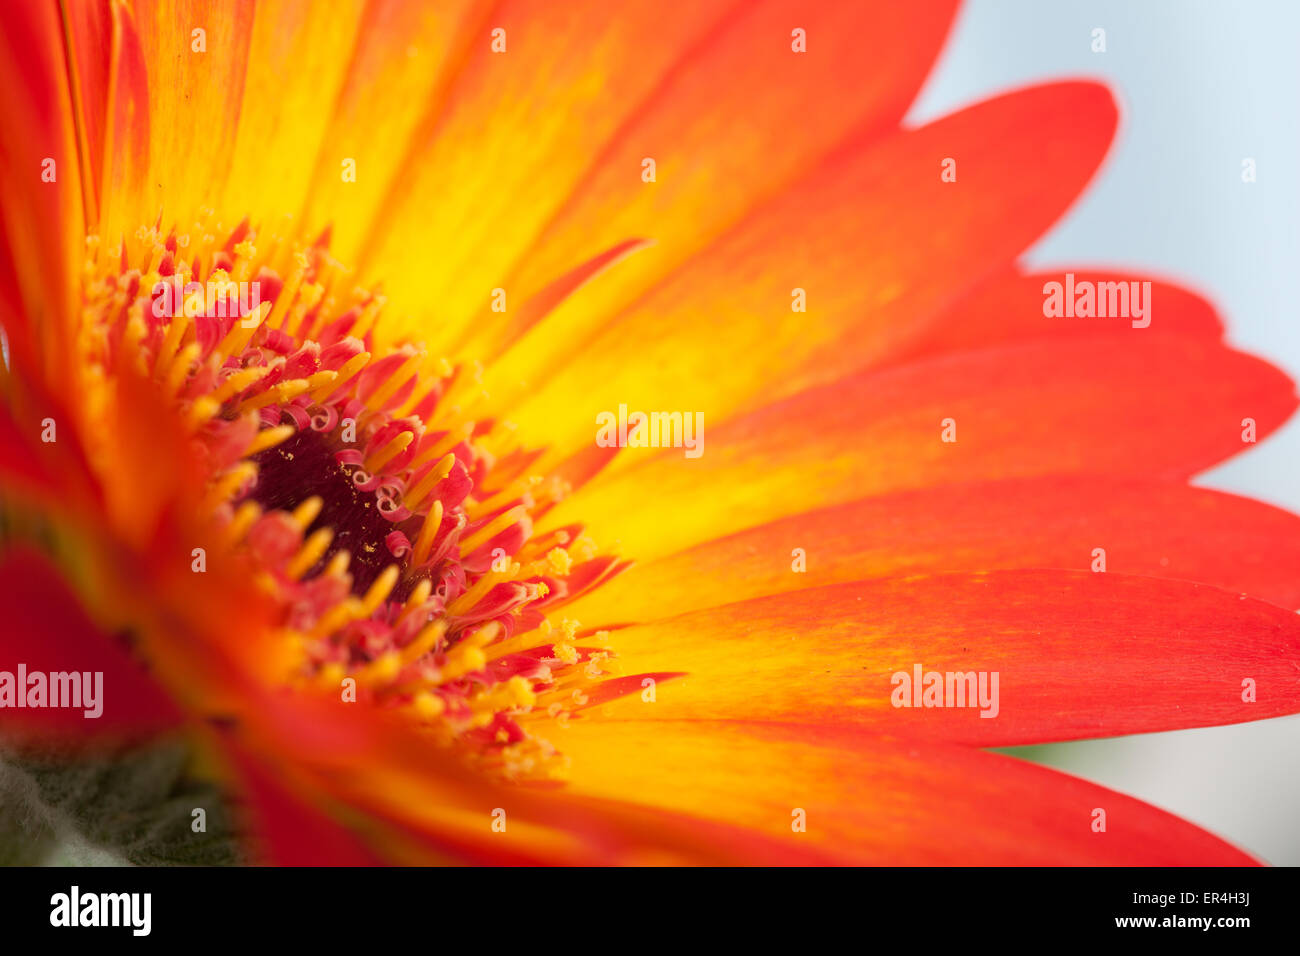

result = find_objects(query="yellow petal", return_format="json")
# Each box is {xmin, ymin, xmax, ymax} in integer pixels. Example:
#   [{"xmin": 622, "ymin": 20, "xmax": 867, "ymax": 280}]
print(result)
[{"xmin": 220, "ymin": 0, "xmax": 369, "ymax": 229}]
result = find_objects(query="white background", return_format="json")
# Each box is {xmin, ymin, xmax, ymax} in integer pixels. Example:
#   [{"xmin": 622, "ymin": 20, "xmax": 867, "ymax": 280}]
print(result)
[{"xmin": 909, "ymin": 0, "xmax": 1300, "ymax": 864}]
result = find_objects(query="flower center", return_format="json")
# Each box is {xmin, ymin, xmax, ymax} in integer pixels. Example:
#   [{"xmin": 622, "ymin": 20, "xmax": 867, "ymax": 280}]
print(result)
[{"xmin": 76, "ymin": 211, "xmax": 631, "ymax": 781}]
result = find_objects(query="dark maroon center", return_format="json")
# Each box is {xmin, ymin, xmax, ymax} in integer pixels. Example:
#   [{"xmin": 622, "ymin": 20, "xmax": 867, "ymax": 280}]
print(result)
[{"xmin": 249, "ymin": 427, "xmax": 419, "ymax": 596}]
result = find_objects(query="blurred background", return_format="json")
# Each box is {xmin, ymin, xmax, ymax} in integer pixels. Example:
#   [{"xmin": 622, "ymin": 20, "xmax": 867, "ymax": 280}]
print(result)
[{"xmin": 909, "ymin": 0, "xmax": 1300, "ymax": 864}]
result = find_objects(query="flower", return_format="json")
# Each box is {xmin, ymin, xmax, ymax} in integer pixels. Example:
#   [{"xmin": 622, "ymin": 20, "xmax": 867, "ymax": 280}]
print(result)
[{"xmin": 2, "ymin": 0, "xmax": 1299, "ymax": 865}]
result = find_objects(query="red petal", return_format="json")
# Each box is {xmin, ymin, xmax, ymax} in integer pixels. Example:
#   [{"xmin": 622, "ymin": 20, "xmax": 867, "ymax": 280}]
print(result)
[
  {"xmin": 893, "ymin": 267, "xmax": 1224, "ymax": 363},
  {"xmin": 220, "ymin": 738, "xmax": 389, "ymax": 866},
  {"xmin": 0, "ymin": 548, "xmax": 179, "ymax": 743},
  {"xmin": 0, "ymin": 0, "xmax": 85, "ymax": 374}
]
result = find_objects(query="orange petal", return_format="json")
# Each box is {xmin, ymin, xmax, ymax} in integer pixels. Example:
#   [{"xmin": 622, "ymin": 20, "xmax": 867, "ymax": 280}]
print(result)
[
  {"xmin": 567, "ymin": 477, "xmax": 1300, "ymax": 623},
  {"xmin": 221, "ymin": 683, "xmax": 836, "ymax": 864},
  {"xmin": 95, "ymin": 0, "xmax": 152, "ymax": 245},
  {"xmin": 549, "ymin": 335, "xmax": 1296, "ymax": 560},
  {"xmin": 58, "ymin": 0, "xmax": 112, "ymax": 227},
  {"xmin": 589, "ymin": 569, "xmax": 1300, "ymax": 745},
  {"xmin": 458, "ymin": 0, "xmax": 960, "ymax": 358},
  {"xmin": 493, "ymin": 81, "xmax": 1119, "ymax": 462},
  {"xmin": 891, "ymin": 267, "xmax": 1224, "ymax": 364},
  {"xmin": 554, "ymin": 720, "xmax": 1258, "ymax": 864},
  {"xmin": 0, "ymin": 548, "xmax": 180, "ymax": 744}
]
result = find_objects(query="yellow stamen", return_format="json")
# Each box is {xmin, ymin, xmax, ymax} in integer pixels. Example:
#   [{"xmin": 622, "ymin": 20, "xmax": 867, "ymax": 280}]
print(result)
[
  {"xmin": 224, "ymin": 500, "xmax": 262, "ymax": 546},
  {"xmin": 458, "ymin": 504, "xmax": 528, "ymax": 556},
  {"xmin": 213, "ymin": 300, "xmax": 271, "ymax": 359},
  {"xmin": 203, "ymin": 462, "xmax": 256, "ymax": 511},
  {"xmin": 309, "ymin": 595, "xmax": 362, "ymax": 640},
  {"xmin": 153, "ymin": 312, "xmax": 189, "ymax": 377},
  {"xmin": 245, "ymin": 423, "xmax": 296, "ymax": 456},
  {"xmin": 285, "ymin": 282, "xmax": 326, "ymax": 339},
  {"xmin": 323, "ymin": 550, "xmax": 351, "ymax": 579},
  {"xmin": 350, "ymin": 295, "xmax": 386, "ymax": 342},
  {"xmin": 236, "ymin": 377, "xmax": 314, "ymax": 413},
  {"xmin": 356, "ymin": 650, "xmax": 402, "ymax": 686},
  {"xmin": 470, "ymin": 676, "xmax": 537, "ymax": 715},
  {"xmin": 403, "ymin": 453, "xmax": 456, "ymax": 511},
  {"xmin": 210, "ymin": 366, "xmax": 274, "ymax": 405},
  {"xmin": 411, "ymin": 500, "xmax": 445, "ymax": 566},
  {"xmin": 287, "ymin": 527, "xmax": 333, "ymax": 580},
  {"xmin": 164, "ymin": 342, "xmax": 200, "ymax": 397},
  {"xmin": 364, "ymin": 430, "xmax": 413, "ymax": 474},
  {"xmin": 316, "ymin": 661, "xmax": 346, "ymax": 691},
  {"xmin": 441, "ymin": 625, "xmax": 498, "ymax": 681},
  {"xmin": 312, "ymin": 350, "xmax": 369, "ymax": 401},
  {"xmin": 441, "ymin": 647, "xmax": 488, "ymax": 686},
  {"xmin": 412, "ymin": 692, "xmax": 446, "ymax": 719},
  {"xmin": 467, "ymin": 475, "xmax": 540, "ymax": 520},
  {"xmin": 268, "ymin": 257, "xmax": 307, "ymax": 330},
  {"xmin": 545, "ymin": 546, "xmax": 573, "ymax": 576},
  {"xmin": 399, "ymin": 619, "xmax": 447, "ymax": 666},
  {"xmin": 446, "ymin": 561, "xmax": 518, "ymax": 617},
  {"xmin": 359, "ymin": 565, "xmax": 400, "ymax": 617},
  {"xmin": 365, "ymin": 352, "xmax": 423, "ymax": 411},
  {"xmin": 290, "ymin": 495, "xmax": 324, "ymax": 531},
  {"xmin": 484, "ymin": 629, "xmax": 551, "ymax": 662},
  {"xmin": 185, "ymin": 396, "xmax": 220, "ymax": 428},
  {"xmin": 398, "ymin": 579, "xmax": 433, "ymax": 621}
]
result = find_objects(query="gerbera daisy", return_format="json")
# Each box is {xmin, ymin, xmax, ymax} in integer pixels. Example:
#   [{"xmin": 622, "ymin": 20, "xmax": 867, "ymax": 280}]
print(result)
[{"xmin": 2, "ymin": 0, "xmax": 1299, "ymax": 865}]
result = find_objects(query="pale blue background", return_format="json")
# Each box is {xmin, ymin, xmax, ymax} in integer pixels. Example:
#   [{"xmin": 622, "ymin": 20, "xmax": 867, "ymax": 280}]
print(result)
[{"xmin": 907, "ymin": 0, "xmax": 1300, "ymax": 865}]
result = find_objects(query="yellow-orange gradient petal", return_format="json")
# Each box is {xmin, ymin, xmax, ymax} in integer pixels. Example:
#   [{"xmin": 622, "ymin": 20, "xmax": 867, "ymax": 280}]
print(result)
[
  {"xmin": 352, "ymin": 0, "xmax": 735, "ymax": 346},
  {"xmin": 566, "ymin": 477, "xmax": 1300, "ymax": 624},
  {"xmin": 219, "ymin": 684, "xmax": 839, "ymax": 864},
  {"xmin": 128, "ymin": 0, "xmax": 254, "ymax": 227},
  {"xmin": 549, "ymin": 335, "xmax": 1296, "ymax": 560},
  {"xmin": 218, "ymin": 0, "xmax": 369, "ymax": 229},
  {"xmin": 586, "ymin": 570, "xmax": 1300, "ymax": 745},
  {"xmin": 456, "ymin": 0, "xmax": 960, "ymax": 359},
  {"xmin": 554, "ymin": 721, "xmax": 1258, "ymax": 864},
  {"xmin": 297, "ymin": 0, "xmax": 492, "ymax": 260},
  {"xmin": 492, "ymin": 82, "xmax": 1118, "ymax": 464}
]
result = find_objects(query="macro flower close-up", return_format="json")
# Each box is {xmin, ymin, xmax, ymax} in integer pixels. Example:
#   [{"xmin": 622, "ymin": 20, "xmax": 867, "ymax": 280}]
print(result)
[{"xmin": 2, "ymin": 0, "xmax": 1299, "ymax": 873}]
